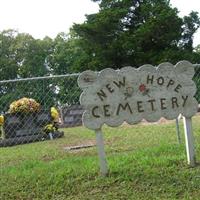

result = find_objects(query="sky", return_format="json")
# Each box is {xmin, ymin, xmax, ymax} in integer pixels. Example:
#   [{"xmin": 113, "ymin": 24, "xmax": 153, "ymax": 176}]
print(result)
[{"xmin": 0, "ymin": 0, "xmax": 200, "ymax": 46}]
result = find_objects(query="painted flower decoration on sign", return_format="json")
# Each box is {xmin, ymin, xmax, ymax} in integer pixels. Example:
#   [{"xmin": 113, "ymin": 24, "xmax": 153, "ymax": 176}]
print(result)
[
  {"xmin": 139, "ymin": 84, "xmax": 146, "ymax": 92},
  {"xmin": 139, "ymin": 84, "xmax": 149, "ymax": 95}
]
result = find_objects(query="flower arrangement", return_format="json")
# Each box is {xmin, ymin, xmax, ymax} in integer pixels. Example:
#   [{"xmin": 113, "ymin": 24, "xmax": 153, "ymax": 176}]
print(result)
[
  {"xmin": 0, "ymin": 115, "xmax": 4, "ymax": 126},
  {"xmin": 43, "ymin": 123, "xmax": 57, "ymax": 133},
  {"xmin": 43, "ymin": 107, "xmax": 60, "ymax": 134},
  {"xmin": 2, "ymin": 98, "xmax": 60, "ymax": 137},
  {"xmin": 51, "ymin": 107, "xmax": 59, "ymax": 122},
  {"xmin": 9, "ymin": 97, "xmax": 40, "ymax": 114}
]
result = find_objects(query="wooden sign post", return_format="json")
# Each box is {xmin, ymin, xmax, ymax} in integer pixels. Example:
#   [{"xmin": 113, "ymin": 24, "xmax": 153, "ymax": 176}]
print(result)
[
  {"xmin": 183, "ymin": 117, "xmax": 196, "ymax": 166},
  {"xmin": 78, "ymin": 60, "xmax": 198, "ymax": 175},
  {"xmin": 95, "ymin": 129, "xmax": 108, "ymax": 176}
]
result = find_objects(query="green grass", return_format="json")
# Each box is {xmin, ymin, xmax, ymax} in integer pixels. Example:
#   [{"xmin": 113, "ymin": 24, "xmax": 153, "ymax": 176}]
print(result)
[{"xmin": 1, "ymin": 116, "xmax": 200, "ymax": 200}]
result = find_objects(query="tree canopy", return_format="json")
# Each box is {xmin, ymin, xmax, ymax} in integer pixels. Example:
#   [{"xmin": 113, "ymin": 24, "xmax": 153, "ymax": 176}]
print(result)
[{"xmin": 72, "ymin": 0, "xmax": 200, "ymax": 71}]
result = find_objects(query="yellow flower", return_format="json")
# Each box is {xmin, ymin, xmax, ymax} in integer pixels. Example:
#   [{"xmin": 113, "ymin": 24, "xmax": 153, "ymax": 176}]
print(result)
[
  {"xmin": 44, "ymin": 123, "xmax": 56, "ymax": 133},
  {"xmin": 51, "ymin": 107, "xmax": 59, "ymax": 121},
  {"xmin": 0, "ymin": 115, "xmax": 4, "ymax": 126}
]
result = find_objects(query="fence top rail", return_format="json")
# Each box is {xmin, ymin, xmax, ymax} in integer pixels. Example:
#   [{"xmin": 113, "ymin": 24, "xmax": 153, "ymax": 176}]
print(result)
[
  {"xmin": 0, "ymin": 73, "xmax": 81, "ymax": 84},
  {"xmin": 0, "ymin": 64, "xmax": 199, "ymax": 84},
  {"xmin": 194, "ymin": 64, "xmax": 200, "ymax": 68}
]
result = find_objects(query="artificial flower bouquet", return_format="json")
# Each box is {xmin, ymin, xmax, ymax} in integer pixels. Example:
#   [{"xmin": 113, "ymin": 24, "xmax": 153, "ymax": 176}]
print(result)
[
  {"xmin": 1, "ymin": 97, "xmax": 41, "ymax": 138},
  {"xmin": 43, "ymin": 107, "xmax": 60, "ymax": 133},
  {"xmin": 0, "ymin": 97, "xmax": 64, "ymax": 144},
  {"xmin": 9, "ymin": 97, "xmax": 40, "ymax": 114},
  {"xmin": 3, "ymin": 97, "xmax": 59, "ymax": 133},
  {"xmin": 0, "ymin": 115, "xmax": 4, "ymax": 126}
]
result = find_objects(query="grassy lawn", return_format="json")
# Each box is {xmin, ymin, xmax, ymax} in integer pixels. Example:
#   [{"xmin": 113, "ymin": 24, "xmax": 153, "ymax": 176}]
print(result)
[{"xmin": 1, "ymin": 115, "xmax": 200, "ymax": 200}]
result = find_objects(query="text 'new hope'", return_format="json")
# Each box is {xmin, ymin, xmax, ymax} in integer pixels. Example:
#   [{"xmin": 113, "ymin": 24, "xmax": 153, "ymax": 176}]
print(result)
[{"xmin": 91, "ymin": 75, "xmax": 188, "ymax": 118}]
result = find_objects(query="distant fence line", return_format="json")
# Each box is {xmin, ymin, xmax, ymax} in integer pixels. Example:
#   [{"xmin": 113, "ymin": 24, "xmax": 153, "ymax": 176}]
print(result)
[{"xmin": 1, "ymin": 63, "xmax": 199, "ymax": 84}]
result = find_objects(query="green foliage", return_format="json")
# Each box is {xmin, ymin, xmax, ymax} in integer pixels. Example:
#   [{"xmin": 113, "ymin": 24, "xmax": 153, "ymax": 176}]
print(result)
[
  {"xmin": 0, "ymin": 30, "xmax": 19, "ymax": 80},
  {"xmin": 194, "ymin": 44, "xmax": 200, "ymax": 54},
  {"xmin": 181, "ymin": 11, "xmax": 200, "ymax": 51},
  {"xmin": 47, "ymin": 32, "xmax": 72, "ymax": 74},
  {"xmin": 17, "ymin": 36, "xmax": 53, "ymax": 77},
  {"xmin": 71, "ymin": 0, "xmax": 200, "ymax": 70},
  {"xmin": 0, "ymin": 30, "xmax": 54, "ymax": 79}
]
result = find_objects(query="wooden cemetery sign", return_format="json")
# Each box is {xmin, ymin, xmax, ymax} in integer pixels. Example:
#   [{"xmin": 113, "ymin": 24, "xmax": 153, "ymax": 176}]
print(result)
[{"xmin": 78, "ymin": 61, "xmax": 198, "ymax": 176}]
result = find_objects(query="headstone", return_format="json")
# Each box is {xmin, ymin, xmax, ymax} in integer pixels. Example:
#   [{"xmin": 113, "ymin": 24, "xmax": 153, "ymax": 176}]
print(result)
[
  {"xmin": 36, "ymin": 111, "xmax": 52, "ymax": 126},
  {"xmin": 4, "ymin": 110, "xmax": 52, "ymax": 138},
  {"xmin": 60, "ymin": 105, "xmax": 84, "ymax": 127}
]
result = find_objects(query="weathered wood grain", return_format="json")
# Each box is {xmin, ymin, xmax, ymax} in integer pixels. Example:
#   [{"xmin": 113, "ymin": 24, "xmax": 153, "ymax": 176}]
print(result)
[{"xmin": 78, "ymin": 60, "xmax": 198, "ymax": 130}]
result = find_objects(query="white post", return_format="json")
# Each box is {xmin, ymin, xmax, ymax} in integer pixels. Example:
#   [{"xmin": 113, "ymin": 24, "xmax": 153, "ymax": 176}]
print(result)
[
  {"xmin": 95, "ymin": 129, "xmax": 108, "ymax": 176},
  {"xmin": 49, "ymin": 132, "xmax": 53, "ymax": 140},
  {"xmin": 183, "ymin": 117, "xmax": 196, "ymax": 167}
]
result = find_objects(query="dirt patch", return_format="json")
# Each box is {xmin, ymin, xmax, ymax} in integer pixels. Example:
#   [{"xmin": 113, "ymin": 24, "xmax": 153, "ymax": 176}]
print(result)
[{"xmin": 63, "ymin": 140, "xmax": 96, "ymax": 152}]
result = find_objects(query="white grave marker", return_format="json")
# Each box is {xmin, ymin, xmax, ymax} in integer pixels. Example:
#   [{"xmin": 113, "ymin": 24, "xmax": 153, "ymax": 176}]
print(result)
[{"xmin": 78, "ymin": 60, "xmax": 198, "ymax": 175}]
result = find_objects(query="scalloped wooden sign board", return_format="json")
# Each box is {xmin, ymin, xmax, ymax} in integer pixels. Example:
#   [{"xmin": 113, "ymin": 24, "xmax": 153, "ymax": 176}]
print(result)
[{"xmin": 78, "ymin": 61, "xmax": 198, "ymax": 176}]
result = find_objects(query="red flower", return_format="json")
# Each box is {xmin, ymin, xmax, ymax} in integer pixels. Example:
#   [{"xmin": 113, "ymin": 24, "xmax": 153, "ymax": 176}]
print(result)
[{"xmin": 139, "ymin": 84, "xmax": 146, "ymax": 92}]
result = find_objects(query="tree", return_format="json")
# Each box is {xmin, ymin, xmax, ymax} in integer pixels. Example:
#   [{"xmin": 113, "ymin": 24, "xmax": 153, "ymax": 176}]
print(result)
[
  {"xmin": 0, "ymin": 30, "xmax": 54, "ymax": 79},
  {"xmin": 194, "ymin": 44, "xmax": 200, "ymax": 54},
  {"xmin": 180, "ymin": 11, "xmax": 200, "ymax": 51},
  {"xmin": 16, "ymin": 36, "xmax": 53, "ymax": 78},
  {"xmin": 0, "ymin": 29, "xmax": 19, "ymax": 80},
  {"xmin": 71, "ymin": 0, "xmax": 200, "ymax": 71},
  {"xmin": 0, "ymin": 30, "xmax": 55, "ymax": 111},
  {"xmin": 47, "ymin": 31, "xmax": 93, "ymax": 74},
  {"xmin": 47, "ymin": 32, "xmax": 83, "ymax": 105},
  {"xmin": 47, "ymin": 32, "xmax": 73, "ymax": 74},
  {"xmin": 0, "ymin": 30, "xmax": 22, "ymax": 112}
]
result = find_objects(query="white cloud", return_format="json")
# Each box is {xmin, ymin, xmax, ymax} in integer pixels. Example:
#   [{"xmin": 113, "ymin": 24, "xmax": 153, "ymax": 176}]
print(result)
[{"xmin": 0, "ymin": 0, "xmax": 99, "ymax": 39}]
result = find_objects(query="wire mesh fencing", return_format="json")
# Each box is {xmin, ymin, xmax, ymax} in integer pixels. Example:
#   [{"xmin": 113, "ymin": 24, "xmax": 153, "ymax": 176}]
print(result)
[
  {"xmin": 0, "ymin": 65, "xmax": 199, "ymax": 147},
  {"xmin": 194, "ymin": 64, "xmax": 200, "ymax": 104},
  {"xmin": 0, "ymin": 74, "xmax": 82, "ymax": 147}
]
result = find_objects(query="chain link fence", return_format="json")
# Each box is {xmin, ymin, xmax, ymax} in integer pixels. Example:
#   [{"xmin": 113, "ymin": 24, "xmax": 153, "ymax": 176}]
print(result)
[
  {"xmin": 194, "ymin": 64, "xmax": 200, "ymax": 103},
  {"xmin": 0, "ymin": 74, "xmax": 81, "ymax": 147},
  {"xmin": 0, "ymin": 65, "xmax": 199, "ymax": 147}
]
